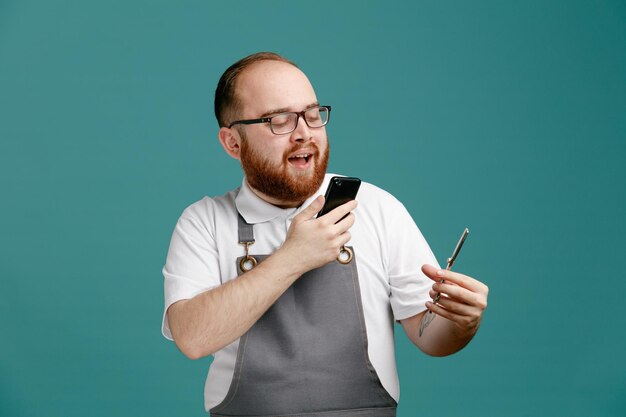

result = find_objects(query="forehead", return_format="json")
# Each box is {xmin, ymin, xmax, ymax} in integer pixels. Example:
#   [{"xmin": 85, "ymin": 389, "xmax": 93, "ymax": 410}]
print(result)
[{"xmin": 236, "ymin": 61, "xmax": 318, "ymax": 116}]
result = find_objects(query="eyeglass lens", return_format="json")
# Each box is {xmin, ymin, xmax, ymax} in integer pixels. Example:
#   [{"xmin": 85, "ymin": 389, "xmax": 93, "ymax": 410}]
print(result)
[{"xmin": 271, "ymin": 107, "xmax": 329, "ymax": 134}]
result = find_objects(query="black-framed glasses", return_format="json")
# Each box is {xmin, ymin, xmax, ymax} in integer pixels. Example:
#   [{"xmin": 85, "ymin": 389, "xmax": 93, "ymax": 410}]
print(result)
[{"xmin": 228, "ymin": 105, "xmax": 331, "ymax": 135}]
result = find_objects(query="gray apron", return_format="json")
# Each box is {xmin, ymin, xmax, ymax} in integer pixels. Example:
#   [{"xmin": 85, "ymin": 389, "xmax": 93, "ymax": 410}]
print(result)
[{"xmin": 210, "ymin": 214, "xmax": 397, "ymax": 417}]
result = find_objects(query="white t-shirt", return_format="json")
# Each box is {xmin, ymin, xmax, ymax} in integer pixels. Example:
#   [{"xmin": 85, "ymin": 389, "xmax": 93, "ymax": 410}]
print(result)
[{"xmin": 162, "ymin": 174, "xmax": 439, "ymax": 411}]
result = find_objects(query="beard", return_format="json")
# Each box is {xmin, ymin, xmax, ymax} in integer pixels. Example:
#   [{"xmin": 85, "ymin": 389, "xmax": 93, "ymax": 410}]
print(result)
[{"xmin": 240, "ymin": 135, "xmax": 329, "ymax": 204}]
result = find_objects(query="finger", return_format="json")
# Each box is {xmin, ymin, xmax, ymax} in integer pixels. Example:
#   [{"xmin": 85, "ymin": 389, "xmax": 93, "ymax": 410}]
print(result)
[
  {"xmin": 335, "ymin": 230, "xmax": 352, "ymax": 248},
  {"xmin": 432, "ymin": 296, "xmax": 476, "ymax": 316},
  {"xmin": 332, "ymin": 212, "xmax": 356, "ymax": 234},
  {"xmin": 421, "ymin": 264, "xmax": 488, "ymax": 294},
  {"xmin": 432, "ymin": 282, "xmax": 477, "ymax": 304},
  {"xmin": 322, "ymin": 200, "xmax": 358, "ymax": 225},
  {"xmin": 421, "ymin": 264, "xmax": 444, "ymax": 282},
  {"xmin": 426, "ymin": 300, "xmax": 482, "ymax": 331},
  {"xmin": 425, "ymin": 300, "xmax": 468, "ymax": 324},
  {"xmin": 429, "ymin": 289, "xmax": 451, "ymax": 300},
  {"xmin": 425, "ymin": 300, "xmax": 459, "ymax": 322},
  {"xmin": 295, "ymin": 195, "xmax": 325, "ymax": 222}
]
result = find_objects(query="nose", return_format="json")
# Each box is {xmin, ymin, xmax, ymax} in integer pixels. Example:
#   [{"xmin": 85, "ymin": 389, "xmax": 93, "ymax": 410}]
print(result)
[{"xmin": 291, "ymin": 114, "xmax": 313, "ymax": 143}]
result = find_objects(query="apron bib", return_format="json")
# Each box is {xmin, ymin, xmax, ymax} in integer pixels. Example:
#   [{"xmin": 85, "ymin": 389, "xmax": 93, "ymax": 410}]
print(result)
[{"xmin": 210, "ymin": 214, "xmax": 396, "ymax": 417}]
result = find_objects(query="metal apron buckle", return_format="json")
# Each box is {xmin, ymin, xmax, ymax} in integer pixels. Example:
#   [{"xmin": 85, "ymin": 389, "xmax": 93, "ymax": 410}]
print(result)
[
  {"xmin": 239, "ymin": 241, "xmax": 257, "ymax": 272},
  {"xmin": 337, "ymin": 246, "xmax": 354, "ymax": 264}
]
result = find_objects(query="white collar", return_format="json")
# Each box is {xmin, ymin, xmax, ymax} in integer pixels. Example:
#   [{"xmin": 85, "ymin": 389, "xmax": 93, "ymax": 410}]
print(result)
[{"xmin": 235, "ymin": 174, "xmax": 335, "ymax": 224}]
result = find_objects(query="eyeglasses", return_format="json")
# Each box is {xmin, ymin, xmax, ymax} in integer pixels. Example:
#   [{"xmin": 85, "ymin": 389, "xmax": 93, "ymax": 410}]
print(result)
[{"xmin": 228, "ymin": 105, "xmax": 331, "ymax": 135}]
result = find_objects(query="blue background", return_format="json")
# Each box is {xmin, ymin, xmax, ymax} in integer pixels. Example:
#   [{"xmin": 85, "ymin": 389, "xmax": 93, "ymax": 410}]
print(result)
[{"xmin": 1, "ymin": 1, "xmax": 625, "ymax": 416}]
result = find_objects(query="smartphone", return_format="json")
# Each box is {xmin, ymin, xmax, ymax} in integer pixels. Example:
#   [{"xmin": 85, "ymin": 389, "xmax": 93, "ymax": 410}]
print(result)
[{"xmin": 317, "ymin": 176, "xmax": 361, "ymax": 219}]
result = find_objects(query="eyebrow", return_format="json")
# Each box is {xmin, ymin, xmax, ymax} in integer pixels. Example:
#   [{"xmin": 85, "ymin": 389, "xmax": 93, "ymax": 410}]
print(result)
[{"xmin": 259, "ymin": 102, "xmax": 320, "ymax": 118}]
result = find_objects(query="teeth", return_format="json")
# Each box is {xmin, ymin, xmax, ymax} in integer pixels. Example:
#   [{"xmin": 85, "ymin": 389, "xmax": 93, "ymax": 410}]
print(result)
[{"xmin": 292, "ymin": 153, "xmax": 310, "ymax": 158}]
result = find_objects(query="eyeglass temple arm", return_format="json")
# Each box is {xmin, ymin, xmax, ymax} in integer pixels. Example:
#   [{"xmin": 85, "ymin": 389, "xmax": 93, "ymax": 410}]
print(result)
[{"xmin": 228, "ymin": 117, "xmax": 272, "ymax": 128}]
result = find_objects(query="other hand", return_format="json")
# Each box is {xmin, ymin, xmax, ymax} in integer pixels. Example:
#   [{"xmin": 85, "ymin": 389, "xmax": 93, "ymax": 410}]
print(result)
[{"xmin": 421, "ymin": 264, "xmax": 489, "ymax": 337}]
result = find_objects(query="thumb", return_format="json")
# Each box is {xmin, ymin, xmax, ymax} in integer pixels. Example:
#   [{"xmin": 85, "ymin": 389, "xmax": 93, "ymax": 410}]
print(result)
[
  {"xmin": 421, "ymin": 264, "xmax": 443, "ymax": 282},
  {"xmin": 296, "ymin": 195, "xmax": 324, "ymax": 222}
]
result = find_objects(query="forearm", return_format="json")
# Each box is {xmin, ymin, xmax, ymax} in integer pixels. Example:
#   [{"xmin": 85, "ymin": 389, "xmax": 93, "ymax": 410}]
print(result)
[
  {"xmin": 410, "ymin": 312, "xmax": 478, "ymax": 357},
  {"xmin": 166, "ymin": 197, "xmax": 357, "ymax": 360},
  {"xmin": 168, "ymin": 249, "xmax": 304, "ymax": 359}
]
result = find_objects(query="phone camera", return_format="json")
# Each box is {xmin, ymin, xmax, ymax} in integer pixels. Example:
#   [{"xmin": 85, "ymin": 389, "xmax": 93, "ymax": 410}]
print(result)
[{"xmin": 336, "ymin": 180, "xmax": 342, "ymax": 186}]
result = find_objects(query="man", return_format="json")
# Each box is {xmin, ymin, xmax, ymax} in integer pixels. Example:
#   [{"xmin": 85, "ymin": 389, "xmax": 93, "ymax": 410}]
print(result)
[{"xmin": 162, "ymin": 52, "xmax": 489, "ymax": 417}]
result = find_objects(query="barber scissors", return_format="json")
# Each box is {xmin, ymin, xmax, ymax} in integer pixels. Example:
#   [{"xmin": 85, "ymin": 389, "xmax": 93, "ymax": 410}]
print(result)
[{"xmin": 419, "ymin": 228, "xmax": 469, "ymax": 335}]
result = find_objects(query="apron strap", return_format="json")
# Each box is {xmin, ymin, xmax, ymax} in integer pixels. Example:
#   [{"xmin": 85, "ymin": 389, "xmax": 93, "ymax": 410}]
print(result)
[
  {"xmin": 237, "ymin": 214, "xmax": 255, "ymax": 244},
  {"xmin": 237, "ymin": 213, "xmax": 257, "ymax": 272}
]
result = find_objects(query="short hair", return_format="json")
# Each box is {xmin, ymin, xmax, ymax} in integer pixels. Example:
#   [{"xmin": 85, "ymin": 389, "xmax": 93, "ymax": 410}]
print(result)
[{"xmin": 214, "ymin": 52, "xmax": 298, "ymax": 128}]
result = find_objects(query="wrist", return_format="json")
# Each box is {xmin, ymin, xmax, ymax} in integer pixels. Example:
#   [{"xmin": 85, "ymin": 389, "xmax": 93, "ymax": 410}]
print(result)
[
  {"xmin": 266, "ymin": 247, "xmax": 308, "ymax": 281},
  {"xmin": 451, "ymin": 320, "xmax": 479, "ymax": 341}
]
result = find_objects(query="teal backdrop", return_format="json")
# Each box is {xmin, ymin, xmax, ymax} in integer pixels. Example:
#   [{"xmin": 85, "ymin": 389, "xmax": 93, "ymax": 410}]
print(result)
[{"xmin": 1, "ymin": 1, "xmax": 625, "ymax": 416}]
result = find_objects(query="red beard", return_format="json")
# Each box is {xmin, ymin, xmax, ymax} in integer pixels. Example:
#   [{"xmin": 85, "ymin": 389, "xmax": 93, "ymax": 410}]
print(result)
[{"xmin": 240, "ymin": 138, "xmax": 329, "ymax": 204}]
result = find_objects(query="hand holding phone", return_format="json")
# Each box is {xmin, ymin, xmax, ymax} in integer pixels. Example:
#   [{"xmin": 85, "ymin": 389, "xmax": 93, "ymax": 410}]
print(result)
[
  {"xmin": 315, "ymin": 176, "xmax": 360, "ymax": 264},
  {"xmin": 317, "ymin": 176, "xmax": 361, "ymax": 220}
]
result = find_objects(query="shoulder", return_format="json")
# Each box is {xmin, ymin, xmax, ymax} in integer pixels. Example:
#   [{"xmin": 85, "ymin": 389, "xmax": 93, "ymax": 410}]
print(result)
[
  {"xmin": 326, "ymin": 175, "xmax": 414, "ymax": 231},
  {"xmin": 358, "ymin": 180, "xmax": 400, "ymax": 203},
  {"xmin": 356, "ymin": 179, "xmax": 407, "ymax": 215},
  {"xmin": 178, "ymin": 188, "xmax": 239, "ymax": 229}
]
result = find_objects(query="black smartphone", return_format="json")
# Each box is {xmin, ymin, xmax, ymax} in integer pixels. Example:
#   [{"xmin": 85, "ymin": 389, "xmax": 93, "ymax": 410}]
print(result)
[{"xmin": 317, "ymin": 176, "xmax": 361, "ymax": 218}]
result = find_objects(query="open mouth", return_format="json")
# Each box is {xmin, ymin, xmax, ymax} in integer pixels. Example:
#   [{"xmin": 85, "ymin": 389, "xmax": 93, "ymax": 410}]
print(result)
[{"xmin": 287, "ymin": 153, "xmax": 313, "ymax": 168}]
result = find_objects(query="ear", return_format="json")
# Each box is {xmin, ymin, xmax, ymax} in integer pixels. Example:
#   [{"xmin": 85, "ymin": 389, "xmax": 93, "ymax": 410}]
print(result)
[{"xmin": 218, "ymin": 127, "xmax": 241, "ymax": 160}]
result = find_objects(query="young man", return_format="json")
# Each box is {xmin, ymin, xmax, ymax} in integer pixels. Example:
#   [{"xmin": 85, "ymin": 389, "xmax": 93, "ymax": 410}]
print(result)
[{"xmin": 162, "ymin": 52, "xmax": 489, "ymax": 417}]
